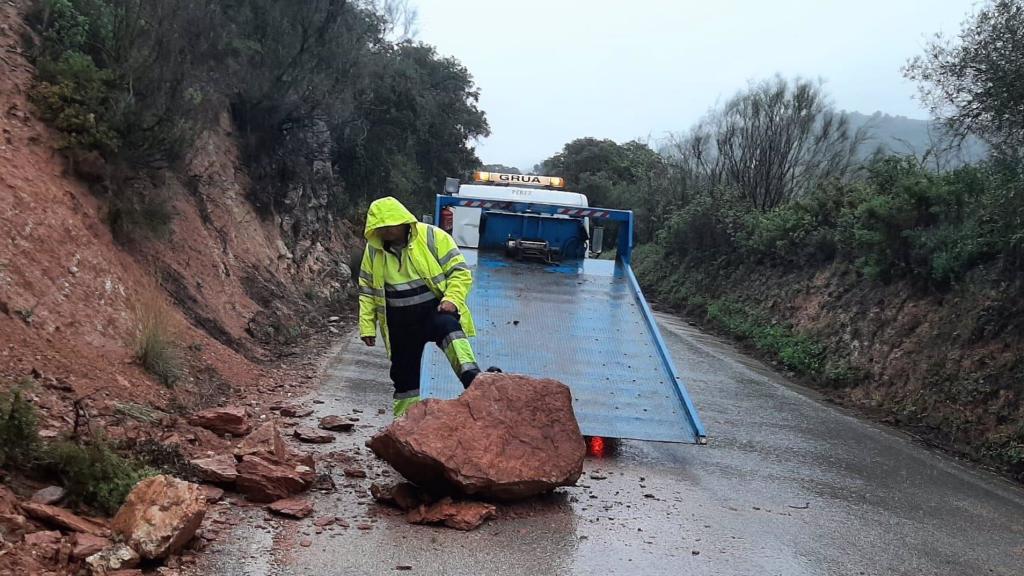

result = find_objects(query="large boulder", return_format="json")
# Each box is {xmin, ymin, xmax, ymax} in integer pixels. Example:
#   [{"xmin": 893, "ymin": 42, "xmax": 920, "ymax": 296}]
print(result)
[
  {"xmin": 188, "ymin": 406, "xmax": 251, "ymax": 437},
  {"xmin": 111, "ymin": 475, "xmax": 207, "ymax": 560},
  {"xmin": 367, "ymin": 374, "xmax": 585, "ymax": 500}
]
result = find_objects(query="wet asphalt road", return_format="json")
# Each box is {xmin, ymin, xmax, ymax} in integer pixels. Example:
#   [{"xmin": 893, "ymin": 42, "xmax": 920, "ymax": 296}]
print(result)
[{"xmin": 195, "ymin": 313, "xmax": 1024, "ymax": 576}]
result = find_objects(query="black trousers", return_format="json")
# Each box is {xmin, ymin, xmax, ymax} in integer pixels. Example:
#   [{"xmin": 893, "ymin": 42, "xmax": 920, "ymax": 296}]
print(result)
[{"xmin": 387, "ymin": 301, "xmax": 479, "ymax": 398}]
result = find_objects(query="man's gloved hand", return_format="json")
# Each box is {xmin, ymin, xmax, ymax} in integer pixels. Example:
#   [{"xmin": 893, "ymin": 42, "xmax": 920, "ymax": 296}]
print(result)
[
  {"xmin": 437, "ymin": 300, "xmax": 458, "ymax": 315},
  {"xmin": 361, "ymin": 336, "xmax": 376, "ymax": 347}
]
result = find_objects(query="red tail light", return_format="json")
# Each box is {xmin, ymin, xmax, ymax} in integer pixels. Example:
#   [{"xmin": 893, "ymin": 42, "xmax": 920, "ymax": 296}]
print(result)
[{"xmin": 588, "ymin": 436, "xmax": 606, "ymax": 458}]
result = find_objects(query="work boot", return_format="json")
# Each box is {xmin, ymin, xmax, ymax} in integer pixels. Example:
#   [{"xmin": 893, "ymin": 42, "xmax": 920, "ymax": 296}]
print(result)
[{"xmin": 486, "ymin": 366, "xmax": 503, "ymax": 373}]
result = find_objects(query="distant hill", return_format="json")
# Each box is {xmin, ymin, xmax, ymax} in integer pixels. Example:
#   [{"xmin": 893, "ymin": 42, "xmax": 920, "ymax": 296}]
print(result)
[{"xmin": 845, "ymin": 111, "xmax": 988, "ymax": 166}]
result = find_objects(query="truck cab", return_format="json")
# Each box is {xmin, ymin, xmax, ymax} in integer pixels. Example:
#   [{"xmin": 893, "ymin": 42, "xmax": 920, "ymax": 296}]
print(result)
[
  {"xmin": 445, "ymin": 172, "xmax": 590, "ymax": 253},
  {"xmin": 442, "ymin": 172, "xmax": 603, "ymax": 262}
]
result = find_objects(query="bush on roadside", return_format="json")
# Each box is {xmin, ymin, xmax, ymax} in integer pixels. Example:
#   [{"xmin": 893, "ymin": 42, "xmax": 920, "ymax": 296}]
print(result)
[
  {"xmin": 833, "ymin": 157, "xmax": 1000, "ymax": 285},
  {"xmin": 0, "ymin": 382, "xmax": 39, "ymax": 469},
  {"xmin": 41, "ymin": 439, "xmax": 154, "ymax": 515},
  {"xmin": 657, "ymin": 191, "xmax": 748, "ymax": 262},
  {"xmin": 0, "ymin": 383, "xmax": 153, "ymax": 513},
  {"xmin": 705, "ymin": 299, "xmax": 829, "ymax": 376}
]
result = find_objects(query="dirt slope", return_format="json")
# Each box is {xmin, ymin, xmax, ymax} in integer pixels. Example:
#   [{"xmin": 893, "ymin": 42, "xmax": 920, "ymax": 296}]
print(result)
[
  {"xmin": 0, "ymin": 0, "xmax": 356, "ymax": 428},
  {"xmin": 642, "ymin": 256, "xmax": 1024, "ymax": 480}
]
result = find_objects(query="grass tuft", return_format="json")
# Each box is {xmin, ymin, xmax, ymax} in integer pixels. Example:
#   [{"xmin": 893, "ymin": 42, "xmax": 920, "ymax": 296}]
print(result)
[{"xmin": 133, "ymin": 292, "xmax": 184, "ymax": 387}]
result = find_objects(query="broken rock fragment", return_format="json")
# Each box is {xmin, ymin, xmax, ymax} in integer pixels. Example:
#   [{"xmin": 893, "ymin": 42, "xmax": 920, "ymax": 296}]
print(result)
[
  {"xmin": 235, "ymin": 455, "xmax": 311, "ymax": 502},
  {"xmin": 0, "ymin": 485, "xmax": 20, "ymax": 514},
  {"xmin": 20, "ymin": 502, "xmax": 108, "ymax": 536},
  {"xmin": 23, "ymin": 529, "xmax": 63, "ymax": 548},
  {"xmin": 406, "ymin": 498, "xmax": 497, "ymax": 531},
  {"xmin": 318, "ymin": 415, "xmax": 355, "ymax": 432},
  {"xmin": 31, "ymin": 485, "xmax": 67, "ymax": 505},
  {"xmin": 190, "ymin": 454, "xmax": 238, "ymax": 484},
  {"xmin": 86, "ymin": 543, "xmax": 141, "ymax": 573},
  {"xmin": 23, "ymin": 530, "xmax": 68, "ymax": 564},
  {"xmin": 267, "ymin": 497, "xmax": 314, "ymax": 519},
  {"xmin": 370, "ymin": 482, "xmax": 427, "ymax": 511},
  {"xmin": 200, "ymin": 485, "xmax": 225, "ymax": 503},
  {"xmin": 111, "ymin": 475, "xmax": 208, "ymax": 560},
  {"xmin": 343, "ymin": 467, "xmax": 367, "ymax": 478},
  {"xmin": 72, "ymin": 533, "xmax": 112, "ymax": 560},
  {"xmin": 294, "ymin": 426, "xmax": 335, "ymax": 444},
  {"xmin": 0, "ymin": 513, "xmax": 29, "ymax": 541},
  {"xmin": 188, "ymin": 406, "xmax": 252, "ymax": 436},
  {"xmin": 235, "ymin": 421, "xmax": 315, "ymax": 469},
  {"xmin": 279, "ymin": 405, "xmax": 314, "ymax": 418},
  {"xmin": 367, "ymin": 374, "xmax": 585, "ymax": 500}
]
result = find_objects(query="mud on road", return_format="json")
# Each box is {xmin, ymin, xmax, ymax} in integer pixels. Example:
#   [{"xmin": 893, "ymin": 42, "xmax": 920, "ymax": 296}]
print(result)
[{"xmin": 190, "ymin": 313, "xmax": 1024, "ymax": 576}]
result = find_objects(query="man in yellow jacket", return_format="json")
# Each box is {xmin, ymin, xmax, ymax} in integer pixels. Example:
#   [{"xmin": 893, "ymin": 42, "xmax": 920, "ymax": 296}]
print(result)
[{"xmin": 358, "ymin": 197, "xmax": 492, "ymax": 417}]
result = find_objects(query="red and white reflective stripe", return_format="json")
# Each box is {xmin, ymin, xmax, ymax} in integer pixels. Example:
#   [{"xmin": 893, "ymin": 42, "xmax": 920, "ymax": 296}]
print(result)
[
  {"xmin": 555, "ymin": 208, "xmax": 609, "ymax": 218},
  {"xmin": 458, "ymin": 200, "xmax": 508, "ymax": 209}
]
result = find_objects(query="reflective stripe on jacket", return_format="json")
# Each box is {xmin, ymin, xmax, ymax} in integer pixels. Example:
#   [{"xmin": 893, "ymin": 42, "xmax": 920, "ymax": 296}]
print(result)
[{"xmin": 357, "ymin": 197, "xmax": 476, "ymax": 356}]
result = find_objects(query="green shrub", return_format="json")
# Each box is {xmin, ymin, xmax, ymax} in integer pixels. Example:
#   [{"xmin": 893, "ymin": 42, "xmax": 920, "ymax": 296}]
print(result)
[
  {"xmin": 657, "ymin": 192, "xmax": 747, "ymax": 262},
  {"xmin": 42, "ymin": 439, "xmax": 154, "ymax": 515},
  {"xmin": 0, "ymin": 383, "xmax": 39, "ymax": 469},
  {"xmin": 1, "ymin": 382, "xmax": 153, "ymax": 514},
  {"xmin": 742, "ymin": 204, "xmax": 817, "ymax": 261},
  {"xmin": 654, "ymin": 155, "xmax": 1021, "ymax": 287},
  {"xmin": 824, "ymin": 157, "xmax": 996, "ymax": 284},
  {"xmin": 30, "ymin": 0, "xmax": 89, "ymax": 59},
  {"xmin": 31, "ymin": 51, "xmax": 120, "ymax": 153}
]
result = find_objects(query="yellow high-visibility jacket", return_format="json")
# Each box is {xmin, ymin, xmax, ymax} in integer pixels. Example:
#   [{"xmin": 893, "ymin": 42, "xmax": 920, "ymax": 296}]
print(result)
[{"xmin": 357, "ymin": 197, "xmax": 476, "ymax": 355}]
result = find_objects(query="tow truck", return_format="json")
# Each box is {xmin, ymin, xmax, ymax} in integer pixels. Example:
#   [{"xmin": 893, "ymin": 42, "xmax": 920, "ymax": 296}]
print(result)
[{"xmin": 421, "ymin": 171, "xmax": 707, "ymax": 445}]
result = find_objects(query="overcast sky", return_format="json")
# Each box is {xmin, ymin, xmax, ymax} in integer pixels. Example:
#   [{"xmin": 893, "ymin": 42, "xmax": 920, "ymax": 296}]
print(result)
[{"xmin": 413, "ymin": 0, "xmax": 977, "ymax": 170}]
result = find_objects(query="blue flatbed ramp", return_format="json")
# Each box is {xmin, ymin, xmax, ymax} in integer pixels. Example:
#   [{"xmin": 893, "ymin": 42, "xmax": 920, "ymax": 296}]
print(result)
[{"xmin": 422, "ymin": 249, "xmax": 706, "ymax": 444}]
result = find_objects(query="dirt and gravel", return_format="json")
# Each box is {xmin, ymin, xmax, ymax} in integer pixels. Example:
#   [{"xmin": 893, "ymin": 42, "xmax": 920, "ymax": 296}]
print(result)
[{"xmin": 187, "ymin": 315, "xmax": 1024, "ymax": 576}]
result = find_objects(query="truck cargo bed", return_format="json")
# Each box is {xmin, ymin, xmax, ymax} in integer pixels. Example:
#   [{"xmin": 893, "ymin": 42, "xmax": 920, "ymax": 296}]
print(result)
[{"xmin": 421, "ymin": 249, "xmax": 706, "ymax": 444}]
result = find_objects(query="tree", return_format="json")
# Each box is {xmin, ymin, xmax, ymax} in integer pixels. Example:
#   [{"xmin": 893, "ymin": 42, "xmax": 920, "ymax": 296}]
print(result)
[
  {"xmin": 538, "ymin": 138, "xmax": 675, "ymax": 243},
  {"xmin": 668, "ymin": 77, "xmax": 865, "ymax": 211},
  {"xmin": 335, "ymin": 42, "xmax": 489, "ymax": 214},
  {"xmin": 904, "ymin": 0, "xmax": 1024, "ymax": 158},
  {"xmin": 480, "ymin": 164, "xmax": 521, "ymax": 175},
  {"xmin": 30, "ymin": 0, "xmax": 490, "ymax": 231}
]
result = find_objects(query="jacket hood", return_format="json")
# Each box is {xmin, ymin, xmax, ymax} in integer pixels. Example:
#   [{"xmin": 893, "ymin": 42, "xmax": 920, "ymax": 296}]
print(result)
[{"xmin": 364, "ymin": 197, "xmax": 418, "ymax": 246}]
